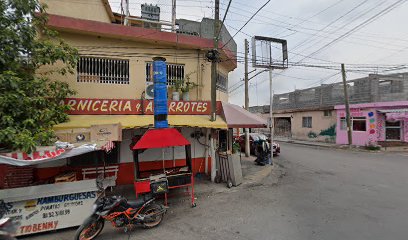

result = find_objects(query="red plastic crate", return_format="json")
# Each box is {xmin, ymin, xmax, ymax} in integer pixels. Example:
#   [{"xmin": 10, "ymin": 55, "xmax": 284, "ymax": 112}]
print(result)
[{"xmin": 134, "ymin": 180, "xmax": 151, "ymax": 194}]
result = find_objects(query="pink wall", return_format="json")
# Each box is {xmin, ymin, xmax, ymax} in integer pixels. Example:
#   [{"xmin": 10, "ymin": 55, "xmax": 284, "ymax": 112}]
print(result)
[
  {"xmin": 336, "ymin": 101, "xmax": 408, "ymax": 146},
  {"xmin": 404, "ymin": 121, "xmax": 408, "ymax": 142},
  {"xmin": 336, "ymin": 108, "xmax": 378, "ymax": 146},
  {"xmin": 377, "ymin": 114, "xmax": 385, "ymax": 141}
]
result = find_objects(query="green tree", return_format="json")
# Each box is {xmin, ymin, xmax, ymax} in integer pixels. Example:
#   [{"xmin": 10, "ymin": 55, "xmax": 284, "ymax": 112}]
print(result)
[{"xmin": 0, "ymin": 0, "xmax": 78, "ymax": 153}]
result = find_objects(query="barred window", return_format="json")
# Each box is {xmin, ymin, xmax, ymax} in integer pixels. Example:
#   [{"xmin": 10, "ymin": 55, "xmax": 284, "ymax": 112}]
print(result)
[
  {"xmin": 302, "ymin": 117, "xmax": 312, "ymax": 128},
  {"xmin": 146, "ymin": 62, "xmax": 184, "ymax": 86},
  {"xmin": 216, "ymin": 73, "xmax": 228, "ymax": 92},
  {"xmin": 77, "ymin": 57, "xmax": 129, "ymax": 84}
]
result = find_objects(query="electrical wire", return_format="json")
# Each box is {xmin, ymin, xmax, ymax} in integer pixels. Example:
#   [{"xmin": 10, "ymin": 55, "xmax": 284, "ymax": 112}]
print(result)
[
  {"xmin": 220, "ymin": 0, "xmax": 271, "ymax": 49},
  {"xmin": 296, "ymin": 0, "xmax": 408, "ymax": 62},
  {"xmin": 216, "ymin": 0, "xmax": 233, "ymax": 40}
]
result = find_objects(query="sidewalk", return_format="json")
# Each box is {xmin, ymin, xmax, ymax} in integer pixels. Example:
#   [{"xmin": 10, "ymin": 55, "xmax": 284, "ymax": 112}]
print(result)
[
  {"xmin": 113, "ymin": 155, "xmax": 281, "ymax": 203},
  {"xmin": 274, "ymin": 137, "xmax": 337, "ymax": 148},
  {"xmin": 274, "ymin": 137, "xmax": 408, "ymax": 152}
]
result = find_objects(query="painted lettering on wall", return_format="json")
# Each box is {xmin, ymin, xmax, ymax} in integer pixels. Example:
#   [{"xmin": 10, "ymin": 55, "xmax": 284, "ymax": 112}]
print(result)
[
  {"xmin": 65, "ymin": 98, "xmax": 221, "ymax": 115},
  {"xmin": 339, "ymin": 109, "xmax": 364, "ymax": 118},
  {"xmin": 4, "ymin": 191, "xmax": 97, "ymax": 236}
]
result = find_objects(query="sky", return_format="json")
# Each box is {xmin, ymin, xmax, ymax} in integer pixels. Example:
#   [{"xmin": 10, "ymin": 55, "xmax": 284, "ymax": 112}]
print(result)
[{"xmin": 109, "ymin": 0, "xmax": 408, "ymax": 107}]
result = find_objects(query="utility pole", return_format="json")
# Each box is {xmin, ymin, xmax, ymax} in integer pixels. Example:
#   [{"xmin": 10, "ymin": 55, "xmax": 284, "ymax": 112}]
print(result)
[
  {"xmin": 171, "ymin": 0, "xmax": 176, "ymax": 32},
  {"xmin": 269, "ymin": 69, "xmax": 274, "ymax": 165},
  {"xmin": 210, "ymin": 0, "xmax": 219, "ymax": 121},
  {"xmin": 244, "ymin": 39, "xmax": 250, "ymax": 157},
  {"xmin": 341, "ymin": 63, "xmax": 353, "ymax": 147}
]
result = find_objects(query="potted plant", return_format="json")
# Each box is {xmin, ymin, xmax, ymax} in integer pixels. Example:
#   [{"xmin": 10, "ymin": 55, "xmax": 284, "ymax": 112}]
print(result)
[
  {"xmin": 180, "ymin": 72, "xmax": 198, "ymax": 101},
  {"xmin": 171, "ymin": 79, "xmax": 183, "ymax": 101}
]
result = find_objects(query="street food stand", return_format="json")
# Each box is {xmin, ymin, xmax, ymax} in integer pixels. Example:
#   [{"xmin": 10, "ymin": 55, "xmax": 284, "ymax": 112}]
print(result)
[
  {"xmin": 132, "ymin": 128, "xmax": 196, "ymax": 207},
  {"xmin": 0, "ymin": 143, "xmax": 115, "ymax": 236}
]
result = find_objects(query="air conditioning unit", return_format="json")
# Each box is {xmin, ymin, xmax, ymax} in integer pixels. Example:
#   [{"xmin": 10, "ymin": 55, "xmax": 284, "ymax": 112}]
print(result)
[{"xmin": 145, "ymin": 81, "xmax": 154, "ymax": 99}]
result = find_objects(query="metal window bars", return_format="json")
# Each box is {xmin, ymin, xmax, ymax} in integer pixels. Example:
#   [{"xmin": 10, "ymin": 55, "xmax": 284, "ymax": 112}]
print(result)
[
  {"xmin": 216, "ymin": 73, "xmax": 228, "ymax": 93},
  {"xmin": 146, "ymin": 62, "xmax": 185, "ymax": 86},
  {"xmin": 77, "ymin": 57, "xmax": 130, "ymax": 84}
]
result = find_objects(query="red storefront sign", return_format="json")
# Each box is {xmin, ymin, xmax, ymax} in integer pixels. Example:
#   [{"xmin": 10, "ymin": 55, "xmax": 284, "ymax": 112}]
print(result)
[{"xmin": 65, "ymin": 98, "xmax": 222, "ymax": 115}]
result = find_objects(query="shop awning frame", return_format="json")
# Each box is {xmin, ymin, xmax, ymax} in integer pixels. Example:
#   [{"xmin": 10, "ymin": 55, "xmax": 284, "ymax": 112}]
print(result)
[
  {"xmin": 54, "ymin": 115, "xmax": 228, "ymax": 130},
  {"xmin": 221, "ymin": 102, "xmax": 267, "ymax": 128},
  {"xmin": 377, "ymin": 108, "xmax": 408, "ymax": 113}
]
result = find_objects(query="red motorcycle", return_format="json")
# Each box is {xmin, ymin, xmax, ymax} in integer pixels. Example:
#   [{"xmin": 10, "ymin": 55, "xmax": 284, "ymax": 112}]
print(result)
[
  {"xmin": 75, "ymin": 177, "xmax": 167, "ymax": 240},
  {"xmin": 75, "ymin": 194, "xmax": 166, "ymax": 240}
]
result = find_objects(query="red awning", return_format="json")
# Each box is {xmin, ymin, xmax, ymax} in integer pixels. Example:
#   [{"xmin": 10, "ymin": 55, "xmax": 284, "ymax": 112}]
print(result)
[
  {"xmin": 221, "ymin": 102, "xmax": 267, "ymax": 128},
  {"xmin": 133, "ymin": 128, "xmax": 190, "ymax": 150}
]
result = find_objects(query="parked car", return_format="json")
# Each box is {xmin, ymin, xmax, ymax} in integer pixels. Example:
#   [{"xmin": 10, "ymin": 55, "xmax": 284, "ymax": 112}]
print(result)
[{"xmin": 236, "ymin": 133, "xmax": 280, "ymax": 156}]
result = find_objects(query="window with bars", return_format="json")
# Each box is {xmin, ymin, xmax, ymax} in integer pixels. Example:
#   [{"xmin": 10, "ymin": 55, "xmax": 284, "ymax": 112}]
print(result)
[
  {"xmin": 216, "ymin": 73, "xmax": 228, "ymax": 92},
  {"xmin": 302, "ymin": 117, "xmax": 312, "ymax": 128},
  {"xmin": 77, "ymin": 57, "xmax": 129, "ymax": 84},
  {"xmin": 146, "ymin": 62, "xmax": 185, "ymax": 86}
]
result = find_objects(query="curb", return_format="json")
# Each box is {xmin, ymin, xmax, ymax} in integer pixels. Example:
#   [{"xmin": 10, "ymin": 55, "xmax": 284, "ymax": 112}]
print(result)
[
  {"xmin": 243, "ymin": 164, "xmax": 274, "ymax": 185},
  {"xmin": 276, "ymin": 140, "xmax": 408, "ymax": 153},
  {"xmin": 275, "ymin": 139, "xmax": 336, "ymax": 149}
]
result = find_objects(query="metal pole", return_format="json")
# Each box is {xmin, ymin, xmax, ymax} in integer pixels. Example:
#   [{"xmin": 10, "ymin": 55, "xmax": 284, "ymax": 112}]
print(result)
[
  {"xmin": 269, "ymin": 69, "xmax": 274, "ymax": 165},
  {"xmin": 341, "ymin": 63, "xmax": 353, "ymax": 147},
  {"xmin": 244, "ymin": 39, "xmax": 250, "ymax": 157},
  {"xmin": 124, "ymin": 0, "xmax": 129, "ymax": 26},
  {"xmin": 171, "ymin": 0, "xmax": 176, "ymax": 32},
  {"xmin": 210, "ymin": 0, "xmax": 219, "ymax": 121}
]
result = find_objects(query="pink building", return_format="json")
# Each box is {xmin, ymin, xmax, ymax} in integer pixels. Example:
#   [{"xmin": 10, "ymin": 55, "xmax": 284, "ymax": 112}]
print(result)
[{"xmin": 335, "ymin": 101, "xmax": 408, "ymax": 146}]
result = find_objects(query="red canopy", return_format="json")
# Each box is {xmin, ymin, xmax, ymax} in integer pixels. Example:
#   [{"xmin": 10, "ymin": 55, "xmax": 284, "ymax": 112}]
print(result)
[{"xmin": 133, "ymin": 128, "xmax": 190, "ymax": 150}]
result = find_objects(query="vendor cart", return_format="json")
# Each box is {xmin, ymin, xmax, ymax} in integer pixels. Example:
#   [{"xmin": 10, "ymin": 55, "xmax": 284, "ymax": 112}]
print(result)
[
  {"xmin": 0, "ymin": 143, "xmax": 116, "ymax": 236},
  {"xmin": 132, "ymin": 128, "xmax": 196, "ymax": 207}
]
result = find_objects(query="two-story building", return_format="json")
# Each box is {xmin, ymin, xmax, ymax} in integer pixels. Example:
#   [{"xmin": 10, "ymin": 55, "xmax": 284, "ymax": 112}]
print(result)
[{"xmin": 31, "ymin": 0, "xmax": 265, "ymax": 185}]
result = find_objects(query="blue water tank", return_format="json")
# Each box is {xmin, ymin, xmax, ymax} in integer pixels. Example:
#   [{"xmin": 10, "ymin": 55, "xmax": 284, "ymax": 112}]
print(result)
[{"xmin": 153, "ymin": 57, "xmax": 168, "ymax": 128}]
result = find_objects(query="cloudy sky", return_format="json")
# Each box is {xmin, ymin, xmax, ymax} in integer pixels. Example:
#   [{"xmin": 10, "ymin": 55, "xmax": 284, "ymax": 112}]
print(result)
[{"xmin": 110, "ymin": 0, "xmax": 408, "ymax": 107}]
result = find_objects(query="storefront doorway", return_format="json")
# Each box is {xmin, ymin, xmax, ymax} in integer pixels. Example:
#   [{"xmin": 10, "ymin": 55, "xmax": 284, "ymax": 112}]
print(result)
[{"xmin": 385, "ymin": 121, "xmax": 401, "ymax": 141}]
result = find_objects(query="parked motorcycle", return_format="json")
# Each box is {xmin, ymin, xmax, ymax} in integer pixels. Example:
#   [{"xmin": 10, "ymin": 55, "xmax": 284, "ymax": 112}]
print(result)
[{"xmin": 75, "ymin": 178, "xmax": 167, "ymax": 240}]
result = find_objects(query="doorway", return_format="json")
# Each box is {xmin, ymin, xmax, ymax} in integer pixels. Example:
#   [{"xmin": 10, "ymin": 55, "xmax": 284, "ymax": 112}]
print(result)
[
  {"xmin": 385, "ymin": 121, "xmax": 401, "ymax": 141},
  {"xmin": 274, "ymin": 117, "xmax": 292, "ymax": 138}
]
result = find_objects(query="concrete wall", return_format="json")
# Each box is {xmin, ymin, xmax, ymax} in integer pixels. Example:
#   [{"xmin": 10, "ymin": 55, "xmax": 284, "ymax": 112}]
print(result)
[
  {"xmin": 290, "ymin": 110, "xmax": 337, "ymax": 142},
  {"xmin": 254, "ymin": 110, "xmax": 337, "ymax": 142},
  {"xmin": 176, "ymin": 18, "xmax": 237, "ymax": 55},
  {"xmin": 41, "ymin": 32, "xmax": 229, "ymax": 101},
  {"xmin": 40, "ymin": 0, "xmax": 112, "ymax": 23},
  {"xmin": 262, "ymin": 73, "xmax": 408, "ymax": 112}
]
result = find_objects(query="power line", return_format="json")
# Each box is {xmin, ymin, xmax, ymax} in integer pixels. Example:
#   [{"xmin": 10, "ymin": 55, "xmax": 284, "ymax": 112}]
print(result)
[
  {"xmin": 220, "ymin": 0, "xmax": 271, "ymax": 49},
  {"xmin": 291, "ymin": 0, "xmax": 372, "ymax": 52},
  {"xmin": 296, "ymin": 0, "xmax": 408, "ymax": 62},
  {"xmin": 274, "ymin": 0, "xmax": 346, "ymax": 37},
  {"xmin": 216, "ymin": 0, "xmax": 233, "ymax": 40}
]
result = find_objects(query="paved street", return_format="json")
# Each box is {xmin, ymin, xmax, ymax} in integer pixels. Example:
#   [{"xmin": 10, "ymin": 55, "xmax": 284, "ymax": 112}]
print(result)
[{"xmin": 24, "ymin": 143, "xmax": 408, "ymax": 240}]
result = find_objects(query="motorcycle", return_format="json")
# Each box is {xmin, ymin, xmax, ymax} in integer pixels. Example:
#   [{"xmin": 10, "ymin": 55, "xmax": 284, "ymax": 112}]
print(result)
[{"xmin": 75, "ymin": 178, "xmax": 167, "ymax": 240}]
